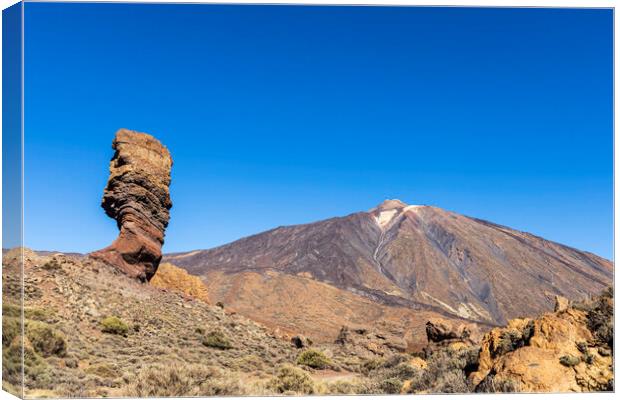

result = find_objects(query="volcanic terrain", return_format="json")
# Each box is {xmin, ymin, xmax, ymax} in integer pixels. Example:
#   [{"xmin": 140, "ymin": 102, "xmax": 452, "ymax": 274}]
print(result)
[{"xmin": 165, "ymin": 199, "xmax": 613, "ymax": 346}]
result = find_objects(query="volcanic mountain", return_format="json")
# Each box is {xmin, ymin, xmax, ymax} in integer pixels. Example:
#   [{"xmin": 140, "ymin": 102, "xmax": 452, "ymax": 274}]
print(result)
[{"xmin": 164, "ymin": 199, "xmax": 613, "ymax": 346}]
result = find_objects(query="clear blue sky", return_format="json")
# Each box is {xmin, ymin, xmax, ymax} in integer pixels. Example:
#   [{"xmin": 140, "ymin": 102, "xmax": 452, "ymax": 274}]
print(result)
[{"xmin": 21, "ymin": 4, "xmax": 613, "ymax": 259}]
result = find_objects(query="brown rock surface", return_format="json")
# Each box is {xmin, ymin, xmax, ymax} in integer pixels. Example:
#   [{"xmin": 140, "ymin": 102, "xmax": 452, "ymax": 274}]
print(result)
[
  {"xmin": 150, "ymin": 262, "xmax": 210, "ymax": 303},
  {"xmin": 471, "ymin": 290, "xmax": 614, "ymax": 392},
  {"xmin": 91, "ymin": 129, "xmax": 172, "ymax": 281}
]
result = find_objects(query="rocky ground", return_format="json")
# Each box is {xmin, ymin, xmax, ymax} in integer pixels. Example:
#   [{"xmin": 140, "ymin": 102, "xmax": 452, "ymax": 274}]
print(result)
[{"xmin": 2, "ymin": 248, "xmax": 614, "ymax": 397}]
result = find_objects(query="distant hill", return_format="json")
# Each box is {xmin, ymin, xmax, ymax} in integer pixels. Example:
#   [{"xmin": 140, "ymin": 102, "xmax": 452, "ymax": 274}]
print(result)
[{"xmin": 165, "ymin": 199, "xmax": 613, "ymax": 345}]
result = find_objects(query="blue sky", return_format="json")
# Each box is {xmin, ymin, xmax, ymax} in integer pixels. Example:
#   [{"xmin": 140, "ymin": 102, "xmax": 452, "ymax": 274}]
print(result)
[{"xmin": 20, "ymin": 4, "xmax": 612, "ymax": 258}]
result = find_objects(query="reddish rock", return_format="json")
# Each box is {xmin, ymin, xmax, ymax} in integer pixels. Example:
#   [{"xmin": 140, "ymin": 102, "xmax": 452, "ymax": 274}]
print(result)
[{"xmin": 90, "ymin": 129, "xmax": 172, "ymax": 281}]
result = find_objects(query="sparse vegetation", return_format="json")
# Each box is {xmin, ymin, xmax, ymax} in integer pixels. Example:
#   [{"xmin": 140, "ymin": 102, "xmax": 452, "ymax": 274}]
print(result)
[
  {"xmin": 585, "ymin": 287, "xmax": 613, "ymax": 349},
  {"xmin": 296, "ymin": 348, "xmax": 331, "ymax": 369},
  {"xmin": 3, "ymin": 249, "xmax": 612, "ymax": 397},
  {"xmin": 25, "ymin": 320, "xmax": 67, "ymax": 357},
  {"xmin": 2, "ymin": 316, "xmax": 21, "ymax": 347},
  {"xmin": 41, "ymin": 259, "xmax": 62, "ymax": 271},
  {"xmin": 85, "ymin": 363, "xmax": 119, "ymax": 379},
  {"xmin": 378, "ymin": 378, "xmax": 403, "ymax": 394},
  {"xmin": 123, "ymin": 363, "xmax": 246, "ymax": 396},
  {"xmin": 317, "ymin": 379, "xmax": 366, "ymax": 394},
  {"xmin": 476, "ymin": 374, "xmax": 522, "ymax": 393},
  {"xmin": 100, "ymin": 316, "xmax": 129, "ymax": 336},
  {"xmin": 559, "ymin": 355, "xmax": 581, "ymax": 367},
  {"xmin": 493, "ymin": 322, "xmax": 534, "ymax": 357},
  {"xmin": 361, "ymin": 357, "xmax": 385, "ymax": 374},
  {"xmin": 202, "ymin": 330, "xmax": 232, "ymax": 349},
  {"xmin": 268, "ymin": 365, "xmax": 315, "ymax": 394},
  {"xmin": 406, "ymin": 346, "xmax": 479, "ymax": 394}
]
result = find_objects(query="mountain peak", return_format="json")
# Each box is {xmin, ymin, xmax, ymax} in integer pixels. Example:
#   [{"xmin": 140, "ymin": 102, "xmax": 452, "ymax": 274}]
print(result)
[{"xmin": 374, "ymin": 199, "xmax": 408, "ymax": 211}]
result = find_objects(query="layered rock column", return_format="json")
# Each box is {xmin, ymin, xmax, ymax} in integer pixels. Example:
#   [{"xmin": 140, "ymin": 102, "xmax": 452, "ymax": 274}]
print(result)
[{"xmin": 90, "ymin": 129, "xmax": 172, "ymax": 281}]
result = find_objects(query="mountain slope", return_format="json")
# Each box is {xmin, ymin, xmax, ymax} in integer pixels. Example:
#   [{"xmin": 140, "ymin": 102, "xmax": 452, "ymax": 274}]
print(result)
[{"xmin": 165, "ymin": 200, "xmax": 612, "ymax": 342}]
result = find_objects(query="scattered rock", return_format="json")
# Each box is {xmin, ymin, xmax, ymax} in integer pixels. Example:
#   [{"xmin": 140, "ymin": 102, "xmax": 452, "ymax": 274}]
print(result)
[
  {"xmin": 425, "ymin": 319, "xmax": 476, "ymax": 347},
  {"xmin": 291, "ymin": 335, "xmax": 312, "ymax": 349}
]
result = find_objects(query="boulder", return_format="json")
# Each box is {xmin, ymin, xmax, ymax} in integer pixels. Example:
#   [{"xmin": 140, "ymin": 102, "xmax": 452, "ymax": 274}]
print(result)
[
  {"xmin": 291, "ymin": 335, "xmax": 312, "ymax": 349},
  {"xmin": 90, "ymin": 129, "xmax": 172, "ymax": 281},
  {"xmin": 334, "ymin": 326, "xmax": 352, "ymax": 345},
  {"xmin": 554, "ymin": 295, "xmax": 570, "ymax": 313},
  {"xmin": 425, "ymin": 319, "xmax": 475, "ymax": 344}
]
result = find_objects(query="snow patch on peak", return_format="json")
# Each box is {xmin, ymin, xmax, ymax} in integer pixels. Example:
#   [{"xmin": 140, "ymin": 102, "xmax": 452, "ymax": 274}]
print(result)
[
  {"xmin": 403, "ymin": 205, "xmax": 423, "ymax": 213},
  {"xmin": 376, "ymin": 199, "xmax": 407, "ymax": 210},
  {"xmin": 374, "ymin": 209, "xmax": 398, "ymax": 228}
]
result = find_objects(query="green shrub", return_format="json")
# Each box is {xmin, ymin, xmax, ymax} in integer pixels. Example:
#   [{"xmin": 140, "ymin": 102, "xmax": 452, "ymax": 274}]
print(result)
[
  {"xmin": 267, "ymin": 365, "xmax": 315, "ymax": 394},
  {"xmin": 493, "ymin": 323, "xmax": 533, "ymax": 357},
  {"xmin": 41, "ymin": 259, "xmax": 62, "ymax": 271},
  {"xmin": 3, "ymin": 337, "xmax": 51, "ymax": 390},
  {"xmin": 25, "ymin": 320, "xmax": 67, "ymax": 357},
  {"xmin": 100, "ymin": 316, "xmax": 129, "ymax": 336},
  {"xmin": 361, "ymin": 358, "xmax": 385, "ymax": 375},
  {"xmin": 202, "ymin": 330, "xmax": 232, "ymax": 349},
  {"xmin": 296, "ymin": 348, "xmax": 331, "ymax": 369},
  {"xmin": 384, "ymin": 362, "xmax": 419, "ymax": 381},
  {"xmin": 379, "ymin": 378, "xmax": 403, "ymax": 394},
  {"xmin": 2, "ymin": 303, "xmax": 22, "ymax": 318},
  {"xmin": 576, "ymin": 341, "xmax": 588, "ymax": 353},
  {"xmin": 2, "ymin": 317, "xmax": 21, "ymax": 347},
  {"xmin": 559, "ymin": 355, "xmax": 581, "ymax": 367}
]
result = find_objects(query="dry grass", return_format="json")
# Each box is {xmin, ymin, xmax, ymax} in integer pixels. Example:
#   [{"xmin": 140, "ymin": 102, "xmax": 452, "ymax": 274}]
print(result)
[{"xmin": 123, "ymin": 363, "xmax": 246, "ymax": 397}]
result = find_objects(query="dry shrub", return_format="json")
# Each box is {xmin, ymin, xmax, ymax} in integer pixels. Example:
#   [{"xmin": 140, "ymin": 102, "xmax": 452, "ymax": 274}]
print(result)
[
  {"xmin": 202, "ymin": 330, "xmax": 232, "ymax": 349},
  {"xmin": 25, "ymin": 320, "xmax": 66, "ymax": 357},
  {"xmin": 233, "ymin": 354, "xmax": 264, "ymax": 372},
  {"xmin": 85, "ymin": 363, "xmax": 119, "ymax": 379},
  {"xmin": 476, "ymin": 373, "xmax": 522, "ymax": 393},
  {"xmin": 407, "ymin": 346, "xmax": 479, "ymax": 394},
  {"xmin": 318, "ymin": 379, "xmax": 366, "ymax": 394},
  {"xmin": 122, "ymin": 362, "xmax": 246, "ymax": 396},
  {"xmin": 267, "ymin": 365, "xmax": 315, "ymax": 394},
  {"xmin": 586, "ymin": 287, "xmax": 614, "ymax": 348}
]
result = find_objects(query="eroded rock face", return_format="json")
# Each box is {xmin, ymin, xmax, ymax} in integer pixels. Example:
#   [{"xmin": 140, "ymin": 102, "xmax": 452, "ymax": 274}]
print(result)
[
  {"xmin": 471, "ymin": 290, "xmax": 614, "ymax": 392},
  {"xmin": 425, "ymin": 318, "xmax": 478, "ymax": 348},
  {"xmin": 150, "ymin": 263, "xmax": 210, "ymax": 303},
  {"xmin": 333, "ymin": 324, "xmax": 408, "ymax": 356},
  {"xmin": 90, "ymin": 129, "xmax": 172, "ymax": 281}
]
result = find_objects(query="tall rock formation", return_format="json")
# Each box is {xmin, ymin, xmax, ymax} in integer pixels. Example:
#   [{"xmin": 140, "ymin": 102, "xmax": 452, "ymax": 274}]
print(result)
[{"xmin": 91, "ymin": 129, "xmax": 172, "ymax": 281}]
